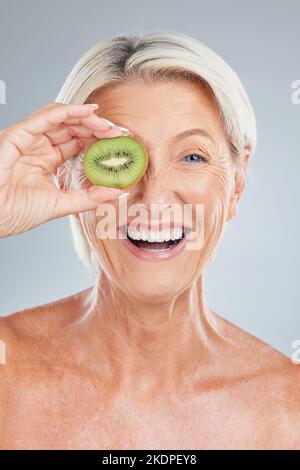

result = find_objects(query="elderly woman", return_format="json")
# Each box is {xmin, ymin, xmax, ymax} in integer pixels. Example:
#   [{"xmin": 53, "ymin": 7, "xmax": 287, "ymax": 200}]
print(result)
[{"xmin": 0, "ymin": 32, "xmax": 299, "ymax": 450}]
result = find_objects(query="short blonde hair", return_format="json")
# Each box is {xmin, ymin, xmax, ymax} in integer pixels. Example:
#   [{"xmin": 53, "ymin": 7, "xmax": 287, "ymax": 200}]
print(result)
[{"xmin": 54, "ymin": 31, "xmax": 257, "ymax": 274}]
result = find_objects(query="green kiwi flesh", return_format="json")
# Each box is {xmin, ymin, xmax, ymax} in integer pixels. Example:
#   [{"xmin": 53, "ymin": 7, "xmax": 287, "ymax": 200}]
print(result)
[{"xmin": 83, "ymin": 136, "xmax": 148, "ymax": 189}]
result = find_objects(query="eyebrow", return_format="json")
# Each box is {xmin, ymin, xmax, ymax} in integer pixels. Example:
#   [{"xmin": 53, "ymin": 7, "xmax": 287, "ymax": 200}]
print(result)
[{"xmin": 171, "ymin": 128, "xmax": 215, "ymax": 144}]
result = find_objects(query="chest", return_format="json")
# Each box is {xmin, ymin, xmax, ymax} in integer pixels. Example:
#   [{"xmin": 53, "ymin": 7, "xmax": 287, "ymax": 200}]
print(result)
[{"xmin": 2, "ymin": 382, "xmax": 274, "ymax": 449}]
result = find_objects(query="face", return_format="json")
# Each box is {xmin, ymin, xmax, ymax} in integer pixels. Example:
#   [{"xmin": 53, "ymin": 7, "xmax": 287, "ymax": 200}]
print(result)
[{"xmin": 78, "ymin": 78, "xmax": 246, "ymax": 302}]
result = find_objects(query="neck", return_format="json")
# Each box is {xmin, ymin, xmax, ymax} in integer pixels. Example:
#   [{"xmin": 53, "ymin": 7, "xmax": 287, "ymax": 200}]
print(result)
[{"xmin": 79, "ymin": 271, "xmax": 221, "ymax": 398}]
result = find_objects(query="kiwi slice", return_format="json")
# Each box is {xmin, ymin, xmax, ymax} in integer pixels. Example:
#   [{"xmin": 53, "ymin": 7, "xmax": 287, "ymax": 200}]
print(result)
[{"xmin": 83, "ymin": 136, "xmax": 148, "ymax": 189}]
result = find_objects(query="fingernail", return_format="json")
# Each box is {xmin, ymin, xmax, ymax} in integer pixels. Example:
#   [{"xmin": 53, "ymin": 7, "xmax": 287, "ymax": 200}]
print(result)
[
  {"xmin": 84, "ymin": 103, "xmax": 99, "ymax": 109},
  {"xmin": 115, "ymin": 126, "xmax": 131, "ymax": 133},
  {"xmin": 101, "ymin": 119, "xmax": 131, "ymax": 133}
]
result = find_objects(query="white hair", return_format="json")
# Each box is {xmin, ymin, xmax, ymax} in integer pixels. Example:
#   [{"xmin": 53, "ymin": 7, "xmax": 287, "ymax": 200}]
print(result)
[{"xmin": 54, "ymin": 31, "xmax": 257, "ymax": 274}]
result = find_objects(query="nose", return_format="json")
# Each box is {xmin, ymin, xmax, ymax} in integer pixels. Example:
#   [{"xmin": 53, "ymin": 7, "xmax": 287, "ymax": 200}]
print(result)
[
  {"xmin": 132, "ymin": 175, "xmax": 177, "ymax": 219},
  {"xmin": 134, "ymin": 202, "xmax": 172, "ymax": 215}
]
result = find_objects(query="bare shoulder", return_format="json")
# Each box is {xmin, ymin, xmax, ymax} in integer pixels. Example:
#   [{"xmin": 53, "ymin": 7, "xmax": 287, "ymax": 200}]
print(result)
[
  {"xmin": 0, "ymin": 287, "xmax": 91, "ymax": 374},
  {"xmin": 0, "ymin": 287, "xmax": 91, "ymax": 339},
  {"xmin": 0, "ymin": 288, "xmax": 91, "ymax": 445},
  {"xmin": 213, "ymin": 310, "xmax": 300, "ymax": 448},
  {"xmin": 0, "ymin": 286, "xmax": 91, "ymax": 388}
]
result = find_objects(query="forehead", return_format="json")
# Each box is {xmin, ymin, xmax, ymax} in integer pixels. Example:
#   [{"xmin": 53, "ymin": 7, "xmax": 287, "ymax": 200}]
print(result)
[{"xmin": 92, "ymin": 78, "xmax": 227, "ymax": 147}]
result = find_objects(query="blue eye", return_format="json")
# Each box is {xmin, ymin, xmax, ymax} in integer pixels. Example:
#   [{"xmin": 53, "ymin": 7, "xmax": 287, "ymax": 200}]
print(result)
[{"xmin": 182, "ymin": 153, "xmax": 208, "ymax": 164}]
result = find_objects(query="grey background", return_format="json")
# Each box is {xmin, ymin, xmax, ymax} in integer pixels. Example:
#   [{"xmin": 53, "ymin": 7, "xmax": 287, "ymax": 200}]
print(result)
[{"xmin": 0, "ymin": 0, "xmax": 299, "ymax": 356}]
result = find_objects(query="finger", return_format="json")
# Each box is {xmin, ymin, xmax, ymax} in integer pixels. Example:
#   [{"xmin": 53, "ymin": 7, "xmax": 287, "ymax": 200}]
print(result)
[
  {"xmin": 45, "ymin": 124, "xmax": 96, "ymax": 146},
  {"xmin": 27, "ymin": 102, "xmax": 60, "ymax": 116},
  {"xmin": 53, "ymin": 138, "xmax": 84, "ymax": 169},
  {"xmin": 44, "ymin": 110, "xmax": 128, "ymax": 146},
  {"xmin": 59, "ymin": 126, "xmax": 132, "ymax": 146},
  {"xmin": 18, "ymin": 103, "xmax": 103, "ymax": 136},
  {"xmin": 93, "ymin": 127, "xmax": 133, "ymax": 138},
  {"xmin": 0, "ymin": 104, "xmax": 100, "ymax": 170},
  {"xmin": 54, "ymin": 185, "xmax": 126, "ymax": 219},
  {"xmin": 76, "ymin": 127, "xmax": 135, "ymax": 155},
  {"xmin": 78, "ymin": 113, "xmax": 118, "ymax": 131},
  {"xmin": 45, "ymin": 113, "xmax": 121, "ymax": 141},
  {"xmin": 62, "ymin": 113, "xmax": 131, "ymax": 134},
  {"xmin": 51, "ymin": 127, "xmax": 129, "ymax": 163},
  {"xmin": 53, "ymin": 126, "xmax": 130, "ymax": 166}
]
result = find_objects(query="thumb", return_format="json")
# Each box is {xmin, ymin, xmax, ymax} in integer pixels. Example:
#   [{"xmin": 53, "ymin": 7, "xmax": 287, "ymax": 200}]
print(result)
[{"xmin": 55, "ymin": 185, "xmax": 125, "ymax": 218}]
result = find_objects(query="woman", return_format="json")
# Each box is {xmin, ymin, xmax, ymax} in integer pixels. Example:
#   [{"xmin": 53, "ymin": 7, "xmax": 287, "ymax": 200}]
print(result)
[{"xmin": 0, "ymin": 31, "xmax": 299, "ymax": 450}]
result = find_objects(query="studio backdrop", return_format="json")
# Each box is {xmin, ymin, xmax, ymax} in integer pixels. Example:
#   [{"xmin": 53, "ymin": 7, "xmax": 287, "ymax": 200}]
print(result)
[{"xmin": 0, "ymin": 0, "xmax": 299, "ymax": 357}]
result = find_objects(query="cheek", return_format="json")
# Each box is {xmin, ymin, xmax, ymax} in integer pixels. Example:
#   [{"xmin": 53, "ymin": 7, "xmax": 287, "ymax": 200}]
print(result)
[
  {"xmin": 177, "ymin": 162, "xmax": 233, "ymax": 230},
  {"xmin": 176, "ymin": 163, "xmax": 233, "ymax": 269}
]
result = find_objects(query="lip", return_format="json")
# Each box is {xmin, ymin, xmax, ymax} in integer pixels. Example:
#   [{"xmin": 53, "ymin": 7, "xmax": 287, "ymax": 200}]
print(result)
[{"xmin": 117, "ymin": 225, "xmax": 191, "ymax": 261}]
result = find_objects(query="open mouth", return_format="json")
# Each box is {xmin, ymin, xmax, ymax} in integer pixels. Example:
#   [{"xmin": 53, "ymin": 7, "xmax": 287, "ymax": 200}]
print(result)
[
  {"xmin": 128, "ymin": 234, "xmax": 184, "ymax": 252},
  {"xmin": 119, "ymin": 225, "xmax": 191, "ymax": 252}
]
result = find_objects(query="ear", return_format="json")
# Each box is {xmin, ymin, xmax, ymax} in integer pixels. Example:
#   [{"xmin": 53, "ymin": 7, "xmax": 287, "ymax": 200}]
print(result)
[{"xmin": 226, "ymin": 148, "xmax": 251, "ymax": 222}]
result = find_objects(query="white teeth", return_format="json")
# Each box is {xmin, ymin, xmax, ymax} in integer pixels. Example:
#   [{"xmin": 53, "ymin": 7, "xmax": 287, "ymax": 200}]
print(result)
[
  {"xmin": 126, "ymin": 226, "xmax": 184, "ymax": 242},
  {"xmin": 169, "ymin": 229, "xmax": 180, "ymax": 241},
  {"xmin": 149, "ymin": 231, "xmax": 158, "ymax": 242},
  {"xmin": 127, "ymin": 228, "xmax": 141, "ymax": 240},
  {"xmin": 163, "ymin": 231, "xmax": 171, "ymax": 242},
  {"xmin": 158, "ymin": 232, "xmax": 165, "ymax": 242},
  {"xmin": 171, "ymin": 228, "xmax": 183, "ymax": 240}
]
